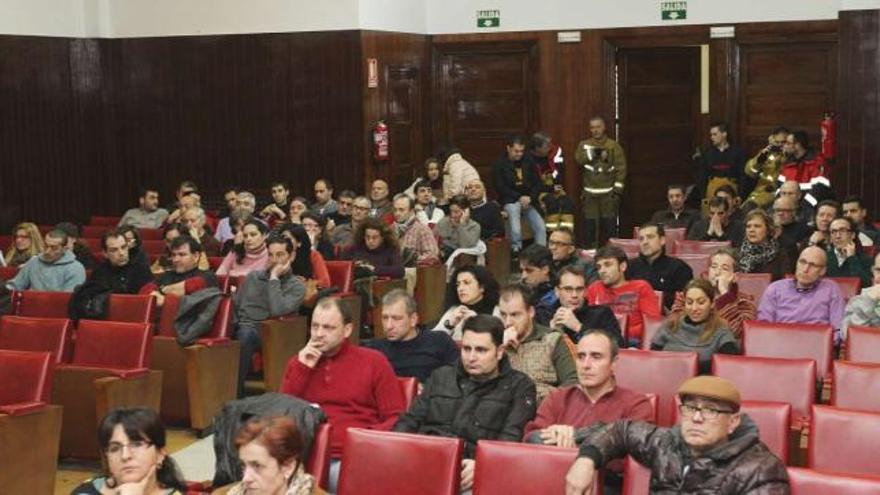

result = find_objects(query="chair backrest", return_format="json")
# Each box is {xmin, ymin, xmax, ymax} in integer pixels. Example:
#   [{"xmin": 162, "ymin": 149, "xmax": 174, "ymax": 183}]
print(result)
[
  {"xmin": 215, "ymin": 275, "xmax": 232, "ymax": 295},
  {"xmin": 615, "ymin": 349, "xmax": 698, "ymax": 426},
  {"xmin": 0, "ymin": 315, "xmax": 72, "ymax": 364},
  {"xmin": 338, "ymin": 428, "xmax": 463, "ymax": 495},
  {"xmin": 645, "ymin": 392, "xmax": 659, "ymax": 424},
  {"xmin": 674, "ymin": 254, "xmax": 711, "ymax": 277},
  {"xmin": 739, "ymin": 401, "xmax": 791, "ymax": 464},
  {"xmin": 640, "ymin": 313, "xmax": 665, "ymax": 350},
  {"xmin": 157, "ymin": 295, "xmax": 233, "ymax": 340},
  {"xmin": 736, "ymin": 273, "xmax": 771, "ymax": 302},
  {"xmin": 847, "ymin": 325, "xmax": 880, "ymax": 363},
  {"xmin": 829, "ymin": 277, "xmax": 861, "ymax": 301},
  {"xmin": 673, "ymin": 240, "xmax": 731, "ymax": 255},
  {"xmin": 208, "ymin": 256, "xmax": 224, "ymax": 271},
  {"xmin": 106, "ymin": 294, "xmax": 156, "ymax": 323},
  {"xmin": 808, "ymin": 405, "xmax": 880, "ymax": 477},
  {"xmin": 622, "ymin": 456, "xmax": 651, "ymax": 495},
  {"xmin": 305, "ymin": 422, "xmax": 331, "ymax": 489},
  {"xmin": 742, "ymin": 320, "xmax": 833, "ymax": 379},
  {"xmin": 398, "ymin": 376, "xmax": 419, "ymax": 410},
  {"xmin": 0, "ymin": 349, "xmax": 54, "ymax": 404},
  {"xmin": 72, "ymin": 320, "xmax": 152, "ymax": 369},
  {"xmin": 0, "ymin": 266, "xmax": 19, "ymax": 282},
  {"xmin": 141, "ymin": 240, "xmax": 166, "ymax": 255},
  {"xmin": 712, "ymin": 354, "xmax": 816, "ymax": 422},
  {"xmin": 89, "ymin": 215, "xmax": 120, "ymax": 226},
  {"xmin": 832, "ymin": 361, "xmax": 880, "ymax": 413},
  {"xmin": 81, "ymin": 225, "xmax": 109, "ymax": 239},
  {"xmin": 787, "ymin": 467, "xmax": 880, "ymax": 495},
  {"xmin": 17, "ymin": 290, "xmax": 73, "ymax": 319},
  {"xmin": 473, "ymin": 441, "xmax": 579, "ymax": 495},
  {"xmin": 138, "ymin": 228, "xmax": 164, "ymax": 241},
  {"xmin": 608, "ymin": 238, "xmax": 640, "ymax": 258},
  {"xmin": 664, "ymin": 228, "xmax": 687, "ymax": 251},
  {"xmin": 325, "ymin": 260, "xmax": 355, "ymax": 294}
]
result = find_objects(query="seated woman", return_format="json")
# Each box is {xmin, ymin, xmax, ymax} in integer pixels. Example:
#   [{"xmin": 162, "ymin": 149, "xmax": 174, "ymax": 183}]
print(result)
[
  {"xmin": 4, "ymin": 222, "xmax": 44, "ymax": 267},
  {"xmin": 217, "ymin": 219, "xmax": 269, "ymax": 277},
  {"xmin": 220, "ymin": 210, "xmax": 253, "ymax": 257},
  {"xmin": 737, "ymin": 208, "xmax": 795, "ymax": 280},
  {"xmin": 434, "ymin": 194, "xmax": 481, "ymax": 261},
  {"xmin": 71, "ymin": 407, "xmax": 185, "ymax": 495},
  {"xmin": 225, "ymin": 416, "xmax": 324, "ymax": 495},
  {"xmin": 404, "ymin": 157, "xmax": 445, "ymax": 203},
  {"xmin": 287, "ymin": 196, "xmax": 309, "ymax": 225},
  {"xmin": 301, "ymin": 212, "xmax": 335, "ymax": 261},
  {"xmin": 276, "ymin": 223, "xmax": 332, "ymax": 301},
  {"xmin": 151, "ymin": 222, "xmax": 210, "ymax": 275},
  {"xmin": 342, "ymin": 218, "xmax": 404, "ymax": 279},
  {"xmin": 826, "ymin": 216, "xmax": 873, "ymax": 288},
  {"xmin": 671, "ymin": 248, "xmax": 756, "ymax": 339},
  {"xmin": 432, "ymin": 264, "xmax": 500, "ymax": 340},
  {"xmin": 653, "ymin": 278, "xmax": 739, "ymax": 374}
]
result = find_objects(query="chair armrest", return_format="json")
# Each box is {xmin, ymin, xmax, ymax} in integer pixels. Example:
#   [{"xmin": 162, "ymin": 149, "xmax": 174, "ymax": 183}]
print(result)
[
  {"xmin": 58, "ymin": 364, "xmax": 148, "ymax": 379},
  {"xmin": 0, "ymin": 401, "xmax": 45, "ymax": 416}
]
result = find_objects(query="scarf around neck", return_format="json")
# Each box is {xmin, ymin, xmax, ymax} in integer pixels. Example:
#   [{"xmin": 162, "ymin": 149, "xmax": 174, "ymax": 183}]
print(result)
[{"xmin": 738, "ymin": 238, "xmax": 779, "ymax": 273}]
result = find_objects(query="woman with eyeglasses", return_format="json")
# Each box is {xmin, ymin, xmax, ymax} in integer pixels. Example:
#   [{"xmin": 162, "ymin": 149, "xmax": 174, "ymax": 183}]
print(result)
[
  {"xmin": 3, "ymin": 222, "xmax": 44, "ymax": 267},
  {"xmin": 737, "ymin": 209, "xmax": 795, "ymax": 281},
  {"xmin": 71, "ymin": 408, "xmax": 185, "ymax": 495},
  {"xmin": 652, "ymin": 278, "xmax": 739, "ymax": 374}
]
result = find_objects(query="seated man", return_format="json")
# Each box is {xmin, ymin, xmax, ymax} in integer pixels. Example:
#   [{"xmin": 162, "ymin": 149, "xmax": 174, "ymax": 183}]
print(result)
[
  {"xmin": 85, "ymin": 230, "xmax": 153, "ymax": 295},
  {"xmin": 536, "ymin": 266, "xmax": 623, "ymax": 346},
  {"xmin": 139, "ymin": 236, "xmax": 218, "ymax": 308},
  {"xmin": 282, "ymin": 298, "xmax": 405, "ymax": 492},
  {"xmin": 649, "ymin": 184, "xmax": 700, "ymax": 230},
  {"xmin": 392, "ymin": 193, "xmax": 440, "ymax": 265},
  {"xmin": 493, "ymin": 135, "xmax": 547, "ymax": 253},
  {"xmin": 498, "ymin": 284, "xmax": 577, "ymax": 402},
  {"xmin": 6, "ymin": 229, "xmax": 85, "ymax": 292},
  {"xmin": 826, "ymin": 216, "xmax": 872, "ymax": 288},
  {"xmin": 842, "ymin": 251, "xmax": 880, "ymax": 340},
  {"xmin": 465, "ymin": 179, "xmax": 505, "ymax": 240},
  {"xmin": 181, "ymin": 206, "xmax": 221, "ymax": 257},
  {"xmin": 259, "ymin": 181, "xmax": 291, "ymax": 226},
  {"xmin": 687, "ymin": 196, "xmax": 744, "ymax": 247},
  {"xmin": 118, "ymin": 187, "xmax": 169, "ymax": 229},
  {"xmin": 364, "ymin": 289, "xmax": 458, "ymax": 382},
  {"xmin": 565, "ymin": 376, "xmax": 789, "ymax": 494},
  {"xmin": 232, "ymin": 235, "xmax": 306, "ymax": 397},
  {"xmin": 773, "ymin": 196, "xmax": 811, "ymax": 247},
  {"xmin": 714, "ymin": 184, "xmax": 745, "ymax": 225},
  {"xmin": 215, "ymin": 191, "xmax": 257, "ymax": 244},
  {"xmin": 435, "ymin": 194, "xmax": 481, "ymax": 260},
  {"xmin": 549, "ymin": 227, "xmax": 596, "ymax": 283},
  {"xmin": 413, "ymin": 179, "xmax": 445, "ymax": 227},
  {"xmin": 394, "ymin": 314, "xmax": 537, "ymax": 492},
  {"xmin": 586, "ymin": 246, "xmax": 661, "ymax": 345},
  {"xmin": 311, "ymin": 178, "xmax": 338, "ymax": 218},
  {"xmin": 327, "ymin": 189, "xmax": 355, "ymax": 227},
  {"xmin": 842, "ymin": 195, "xmax": 879, "ymax": 247},
  {"xmin": 369, "ymin": 179, "xmax": 393, "ymax": 220},
  {"xmin": 778, "ymin": 179, "xmax": 814, "ymax": 225},
  {"xmin": 758, "ymin": 246, "xmax": 845, "ymax": 342},
  {"xmin": 625, "ymin": 223, "xmax": 693, "ymax": 311},
  {"xmin": 518, "ymin": 244, "xmax": 555, "ymax": 306},
  {"xmin": 329, "ymin": 195, "xmax": 370, "ymax": 248},
  {"xmin": 55, "ymin": 222, "xmax": 96, "ymax": 270}
]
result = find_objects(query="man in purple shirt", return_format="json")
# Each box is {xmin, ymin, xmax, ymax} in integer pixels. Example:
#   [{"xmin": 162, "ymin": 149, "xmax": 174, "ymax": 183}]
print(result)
[{"xmin": 758, "ymin": 246, "xmax": 845, "ymax": 342}]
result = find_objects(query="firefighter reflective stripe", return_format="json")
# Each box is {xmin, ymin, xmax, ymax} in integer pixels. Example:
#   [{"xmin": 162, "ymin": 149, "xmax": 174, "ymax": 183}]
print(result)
[
  {"xmin": 799, "ymin": 182, "xmax": 811, "ymax": 190},
  {"xmin": 804, "ymin": 193, "xmax": 818, "ymax": 206},
  {"xmin": 613, "ymin": 182, "xmax": 624, "ymax": 189},
  {"xmin": 553, "ymin": 147, "xmax": 564, "ymax": 164},
  {"xmin": 584, "ymin": 186, "xmax": 614, "ymax": 194},
  {"xmin": 777, "ymin": 174, "xmax": 787, "ymax": 184},
  {"xmin": 583, "ymin": 164, "xmax": 596, "ymax": 172},
  {"xmin": 811, "ymin": 176, "xmax": 830, "ymax": 187}
]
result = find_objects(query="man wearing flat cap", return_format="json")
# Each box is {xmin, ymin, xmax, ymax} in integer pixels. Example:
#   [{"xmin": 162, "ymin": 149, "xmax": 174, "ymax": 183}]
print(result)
[{"xmin": 564, "ymin": 376, "xmax": 789, "ymax": 494}]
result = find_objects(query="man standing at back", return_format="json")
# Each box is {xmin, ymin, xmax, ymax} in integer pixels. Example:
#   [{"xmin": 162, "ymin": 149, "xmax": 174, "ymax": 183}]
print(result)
[
  {"xmin": 650, "ymin": 184, "xmax": 699, "ymax": 230},
  {"xmin": 119, "ymin": 187, "xmax": 169, "ymax": 229},
  {"xmin": 494, "ymin": 134, "xmax": 547, "ymax": 254},
  {"xmin": 576, "ymin": 117, "xmax": 626, "ymax": 247}
]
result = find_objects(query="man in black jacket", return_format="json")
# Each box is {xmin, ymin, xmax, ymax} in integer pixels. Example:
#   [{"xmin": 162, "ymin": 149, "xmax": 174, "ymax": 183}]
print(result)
[
  {"xmin": 465, "ymin": 179, "xmax": 505, "ymax": 240},
  {"xmin": 394, "ymin": 314, "xmax": 537, "ymax": 492},
  {"xmin": 626, "ymin": 223, "xmax": 693, "ymax": 311},
  {"xmin": 493, "ymin": 134, "xmax": 547, "ymax": 253},
  {"xmin": 535, "ymin": 266, "xmax": 623, "ymax": 346},
  {"xmin": 87, "ymin": 230, "xmax": 153, "ymax": 294}
]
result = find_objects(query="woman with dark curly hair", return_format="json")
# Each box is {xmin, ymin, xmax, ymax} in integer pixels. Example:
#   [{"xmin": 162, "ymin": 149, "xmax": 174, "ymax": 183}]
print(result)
[
  {"xmin": 343, "ymin": 217, "xmax": 404, "ymax": 279},
  {"xmin": 432, "ymin": 264, "xmax": 500, "ymax": 340}
]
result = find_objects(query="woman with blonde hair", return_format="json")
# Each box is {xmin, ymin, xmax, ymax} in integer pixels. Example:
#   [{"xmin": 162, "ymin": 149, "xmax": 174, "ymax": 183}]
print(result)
[
  {"xmin": 4, "ymin": 222, "xmax": 44, "ymax": 267},
  {"xmin": 651, "ymin": 278, "xmax": 739, "ymax": 374}
]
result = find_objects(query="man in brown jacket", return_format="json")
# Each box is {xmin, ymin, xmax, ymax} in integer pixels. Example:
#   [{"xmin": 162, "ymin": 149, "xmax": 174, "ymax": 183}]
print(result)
[{"xmin": 565, "ymin": 376, "xmax": 789, "ymax": 494}]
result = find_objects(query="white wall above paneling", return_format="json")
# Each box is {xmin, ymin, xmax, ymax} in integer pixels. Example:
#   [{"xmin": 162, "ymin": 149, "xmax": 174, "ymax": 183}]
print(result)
[
  {"xmin": 0, "ymin": 0, "xmax": 89, "ymax": 37},
  {"xmin": 359, "ymin": 0, "xmax": 426, "ymax": 34}
]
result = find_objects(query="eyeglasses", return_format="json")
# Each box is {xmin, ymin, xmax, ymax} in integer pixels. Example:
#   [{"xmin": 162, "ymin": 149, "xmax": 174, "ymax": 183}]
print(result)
[
  {"xmin": 679, "ymin": 403, "xmax": 733, "ymax": 420},
  {"xmin": 796, "ymin": 258, "xmax": 826, "ymax": 270},
  {"xmin": 830, "ymin": 228, "xmax": 851, "ymax": 235},
  {"xmin": 774, "ymin": 208, "xmax": 795, "ymax": 213},
  {"xmin": 558, "ymin": 285, "xmax": 585, "ymax": 293},
  {"xmin": 106, "ymin": 440, "xmax": 153, "ymax": 456},
  {"xmin": 351, "ymin": 205, "xmax": 370, "ymax": 211},
  {"xmin": 548, "ymin": 240, "xmax": 573, "ymax": 247}
]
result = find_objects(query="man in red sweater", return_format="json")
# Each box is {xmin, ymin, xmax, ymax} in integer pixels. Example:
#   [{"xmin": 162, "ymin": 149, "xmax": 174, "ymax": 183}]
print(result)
[
  {"xmin": 585, "ymin": 245, "xmax": 661, "ymax": 345},
  {"xmin": 281, "ymin": 297, "xmax": 405, "ymax": 493},
  {"xmin": 138, "ymin": 236, "xmax": 217, "ymax": 307}
]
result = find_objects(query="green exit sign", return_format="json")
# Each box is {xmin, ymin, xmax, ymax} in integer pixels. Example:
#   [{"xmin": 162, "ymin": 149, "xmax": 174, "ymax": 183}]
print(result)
[
  {"xmin": 661, "ymin": 1, "xmax": 687, "ymax": 20},
  {"xmin": 477, "ymin": 10, "xmax": 500, "ymax": 28}
]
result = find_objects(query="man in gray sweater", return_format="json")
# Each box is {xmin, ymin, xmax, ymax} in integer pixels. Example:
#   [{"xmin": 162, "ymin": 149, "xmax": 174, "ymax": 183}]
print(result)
[{"xmin": 233, "ymin": 234, "xmax": 306, "ymax": 396}]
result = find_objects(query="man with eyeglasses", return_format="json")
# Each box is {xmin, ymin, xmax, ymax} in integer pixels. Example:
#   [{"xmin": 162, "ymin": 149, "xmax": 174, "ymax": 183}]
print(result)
[
  {"xmin": 825, "ymin": 217, "xmax": 872, "ymax": 288},
  {"xmin": 548, "ymin": 227, "xmax": 596, "ymax": 283},
  {"xmin": 565, "ymin": 375, "xmax": 789, "ymax": 494},
  {"xmin": 330, "ymin": 195, "xmax": 371, "ymax": 247},
  {"xmin": 772, "ymin": 196, "xmax": 811, "ymax": 246},
  {"xmin": 841, "ymin": 252, "xmax": 880, "ymax": 341},
  {"xmin": 757, "ymin": 246, "xmax": 845, "ymax": 343}
]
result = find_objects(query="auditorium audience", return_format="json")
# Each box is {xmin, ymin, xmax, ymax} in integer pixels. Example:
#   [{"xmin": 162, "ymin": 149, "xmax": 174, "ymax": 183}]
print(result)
[
  {"xmin": 4, "ymin": 222, "xmax": 43, "ymax": 267},
  {"xmin": 778, "ymin": 179, "xmax": 814, "ymax": 225},
  {"xmin": 412, "ymin": 178, "xmax": 445, "ymax": 227},
  {"xmin": 54, "ymin": 222, "xmax": 96, "ymax": 271},
  {"xmin": 391, "ymin": 193, "xmax": 440, "ymax": 265},
  {"xmin": 311, "ymin": 178, "xmax": 338, "ymax": 218},
  {"xmin": 842, "ymin": 195, "xmax": 879, "ymax": 247},
  {"xmin": 465, "ymin": 179, "xmax": 505, "ymax": 240},
  {"xmin": 435, "ymin": 194, "xmax": 480, "ymax": 260},
  {"xmin": 327, "ymin": 189, "xmax": 355, "ymax": 227},
  {"xmin": 300, "ymin": 212, "xmax": 334, "ymax": 261},
  {"xmin": 364, "ymin": 289, "xmax": 458, "ymax": 382},
  {"xmin": 70, "ymin": 408, "xmax": 185, "ymax": 495},
  {"xmin": 518, "ymin": 244, "xmax": 555, "ymax": 306},
  {"xmin": 140, "ymin": 236, "xmax": 218, "ymax": 308},
  {"xmin": 498, "ymin": 283, "xmax": 577, "ymax": 402},
  {"xmin": 287, "ymin": 196, "xmax": 309, "ymax": 225},
  {"xmin": 84, "ymin": 230, "xmax": 152, "ymax": 295},
  {"xmin": 651, "ymin": 279, "xmax": 739, "ymax": 374},
  {"xmin": 404, "ymin": 158, "xmax": 445, "ymax": 207},
  {"xmin": 803, "ymin": 199, "xmax": 839, "ymax": 251},
  {"xmin": 6, "ymin": 229, "xmax": 85, "ymax": 292},
  {"xmin": 329, "ymin": 195, "xmax": 369, "ymax": 247},
  {"xmin": 738, "ymin": 208, "xmax": 795, "ymax": 280},
  {"xmin": 217, "ymin": 219, "xmax": 269, "ymax": 277},
  {"xmin": 841, "ymin": 251, "xmax": 880, "ymax": 340},
  {"xmin": 433, "ymin": 265, "xmax": 500, "ymax": 340},
  {"xmin": 494, "ymin": 134, "xmax": 547, "ymax": 253},
  {"xmin": 342, "ymin": 217, "xmax": 404, "ymax": 279},
  {"xmin": 548, "ymin": 227, "xmax": 596, "ymax": 283},
  {"xmin": 281, "ymin": 298, "xmax": 405, "ymax": 493},
  {"xmin": 260, "ymin": 181, "xmax": 291, "ymax": 226},
  {"xmin": 219, "ymin": 209, "xmax": 252, "ymax": 257},
  {"xmin": 695, "ymin": 121, "xmax": 746, "ymax": 202},
  {"xmin": 369, "ymin": 180, "xmax": 392, "ymax": 220},
  {"xmin": 275, "ymin": 223, "xmax": 332, "ymax": 292},
  {"xmin": 826, "ymin": 216, "xmax": 873, "ymax": 287},
  {"xmin": 219, "ymin": 186, "xmax": 239, "ymax": 219},
  {"xmin": 626, "ymin": 223, "xmax": 693, "ymax": 310},
  {"xmin": 714, "ymin": 184, "xmax": 745, "ymax": 225},
  {"xmin": 649, "ymin": 184, "xmax": 700, "ymax": 230},
  {"xmin": 216, "ymin": 191, "xmax": 257, "ymax": 244},
  {"xmin": 180, "ymin": 206, "xmax": 221, "ymax": 257},
  {"xmin": 773, "ymin": 196, "xmax": 811, "ymax": 247},
  {"xmin": 438, "ymin": 143, "xmax": 480, "ymax": 202},
  {"xmin": 118, "ymin": 187, "xmax": 169, "ymax": 229},
  {"xmin": 687, "ymin": 196, "xmax": 744, "ymax": 247},
  {"xmin": 394, "ymin": 314, "xmax": 537, "ymax": 492},
  {"xmin": 165, "ymin": 186, "xmax": 200, "ymax": 225},
  {"xmin": 153, "ymin": 222, "xmax": 210, "ymax": 274},
  {"xmin": 536, "ymin": 265, "xmax": 623, "ymax": 346},
  {"xmin": 117, "ymin": 224, "xmax": 151, "ymax": 270},
  {"xmin": 530, "ymin": 132, "xmax": 574, "ymax": 225}
]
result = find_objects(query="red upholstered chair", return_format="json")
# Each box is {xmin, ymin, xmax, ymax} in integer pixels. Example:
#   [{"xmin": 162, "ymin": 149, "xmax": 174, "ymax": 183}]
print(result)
[
  {"xmin": 742, "ymin": 320, "xmax": 833, "ymax": 381},
  {"xmin": 324, "ymin": 260, "xmax": 362, "ymax": 339},
  {"xmin": 846, "ymin": 325, "xmax": 880, "ymax": 363},
  {"xmin": 0, "ymin": 350, "xmax": 63, "ymax": 494},
  {"xmin": 338, "ymin": 428, "xmax": 463, "ymax": 495},
  {"xmin": 615, "ymin": 349, "xmax": 698, "ymax": 426},
  {"xmin": 84, "ymin": 237, "xmax": 103, "ymax": 253},
  {"xmin": 622, "ymin": 456, "xmax": 651, "ymax": 495},
  {"xmin": 664, "ymin": 228, "xmax": 686, "ymax": 252},
  {"xmin": 0, "ymin": 266, "xmax": 18, "ymax": 282},
  {"xmin": 89, "ymin": 215, "xmax": 120, "ymax": 226},
  {"xmin": 640, "ymin": 313, "xmax": 665, "ymax": 350},
  {"xmin": 829, "ymin": 277, "xmax": 861, "ymax": 301},
  {"xmin": 208, "ymin": 256, "xmax": 224, "ymax": 271},
  {"xmin": 138, "ymin": 228, "xmax": 163, "ymax": 240},
  {"xmin": 0, "ymin": 315, "xmax": 72, "ymax": 364},
  {"xmin": 615, "ymin": 313, "xmax": 628, "ymax": 341},
  {"xmin": 675, "ymin": 254, "xmax": 710, "ymax": 277},
  {"xmin": 787, "ymin": 467, "xmax": 880, "ymax": 494},
  {"xmin": 215, "ymin": 275, "xmax": 233, "ymax": 295},
  {"xmin": 609, "ymin": 238, "xmax": 640, "ymax": 258},
  {"xmin": 711, "ymin": 354, "xmax": 816, "ymax": 427},
  {"xmin": 736, "ymin": 273, "xmax": 771, "ymax": 303},
  {"xmin": 644, "ymin": 393, "xmax": 659, "ymax": 424},
  {"xmin": 106, "ymin": 293, "xmax": 156, "ymax": 323},
  {"xmin": 398, "ymin": 376, "xmax": 419, "ymax": 410},
  {"xmin": 0, "ymin": 235, "xmax": 12, "ymax": 251},
  {"xmin": 832, "ymin": 361, "xmax": 880, "ymax": 413},
  {"xmin": 472, "ymin": 441, "xmax": 584, "ymax": 495},
  {"xmin": 673, "ymin": 240, "xmax": 731, "ymax": 255},
  {"xmin": 81, "ymin": 225, "xmax": 108, "ymax": 238},
  {"xmin": 52, "ymin": 319, "xmax": 161, "ymax": 459},
  {"xmin": 141, "ymin": 240, "xmax": 166, "ymax": 256},
  {"xmin": 306, "ymin": 423, "xmax": 332, "ymax": 489},
  {"xmin": 808, "ymin": 405, "xmax": 880, "ymax": 477},
  {"xmin": 16, "ymin": 290, "xmax": 73, "ymax": 319},
  {"xmin": 151, "ymin": 295, "xmax": 238, "ymax": 430}
]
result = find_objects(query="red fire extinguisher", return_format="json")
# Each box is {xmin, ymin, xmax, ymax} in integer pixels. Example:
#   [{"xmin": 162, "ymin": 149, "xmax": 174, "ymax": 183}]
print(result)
[
  {"xmin": 820, "ymin": 111, "xmax": 836, "ymax": 160},
  {"xmin": 373, "ymin": 120, "xmax": 390, "ymax": 161}
]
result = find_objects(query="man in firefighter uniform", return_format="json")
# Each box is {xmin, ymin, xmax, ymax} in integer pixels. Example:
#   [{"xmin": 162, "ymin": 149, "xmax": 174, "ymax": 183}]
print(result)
[
  {"xmin": 530, "ymin": 131, "xmax": 575, "ymax": 231},
  {"xmin": 576, "ymin": 117, "xmax": 626, "ymax": 248},
  {"xmin": 778, "ymin": 114, "xmax": 837, "ymax": 208},
  {"xmin": 742, "ymin": 126, "xmax": 789, "ymax": 211}
]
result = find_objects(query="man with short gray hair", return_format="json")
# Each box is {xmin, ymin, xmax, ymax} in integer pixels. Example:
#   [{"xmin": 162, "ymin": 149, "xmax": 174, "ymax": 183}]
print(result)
[{"xmin": 215, "ymin": 191, "xmax": 258, "ymax": 244}]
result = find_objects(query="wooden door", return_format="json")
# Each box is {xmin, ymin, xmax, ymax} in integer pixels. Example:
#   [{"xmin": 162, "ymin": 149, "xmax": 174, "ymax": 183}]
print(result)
[
  {"xmin": 433, "ymin": 42, "xmax": 539, "ymax": 197},
  {"xmin": 383, "ymin": 64, "xmax": 422, "ymax": 192},
  {"xmin": 617, "ymin": 47, "xmax": 701, "ymax": 232}
]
